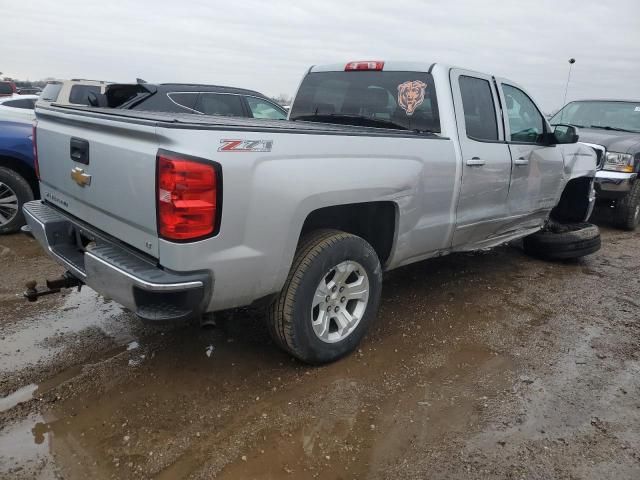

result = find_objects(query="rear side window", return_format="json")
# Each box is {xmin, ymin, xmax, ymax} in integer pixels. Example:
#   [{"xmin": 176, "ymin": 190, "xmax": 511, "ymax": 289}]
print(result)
[
  {"xmin": 290, "ymin": 71, "xmax": 440, "ymax": 133},
  {"xmin": 2, "ymin": 98, "xmax": 36, "ymax": 109},
  {"xmin": 68, "ymin": 85, "xmax": 101, "ymax": 105},
  {"xmin": 41, "ymin": 83, "xmax": 62, "ymax": 101},
  {"xmin": 246, "ymin": 97, "xmax": 286, "ymax": 119},
  {"xmin": 459, "ymin": 76, "xmax": 498, "ymax": 141},
  {"xmin": 0, "ymin": 83, "xmax": 14, "ymax": 95},
  {"xmin": 194, "ymin": 93, "xmax": 244, "ymax": 117},
  {"xmin": 166, "ymin": 92, "xmax": 198, "ymax": 112}
]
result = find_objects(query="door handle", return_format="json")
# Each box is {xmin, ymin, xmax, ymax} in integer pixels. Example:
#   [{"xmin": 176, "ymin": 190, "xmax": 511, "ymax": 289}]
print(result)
[
  {"xmin": 466, "ymin": 157, "xmax": 485, "ymax": 166},
  {"xmin": 514, "ymin": 157, "xmax": 529, "ymax": 166}
]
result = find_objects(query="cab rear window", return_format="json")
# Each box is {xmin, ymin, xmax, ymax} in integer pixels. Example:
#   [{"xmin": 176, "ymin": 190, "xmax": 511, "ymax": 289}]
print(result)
[
  {"xmin": 0, "ymin": 83, "xmax": 13, "ymax": 95},
  {"xmin": 290, "ymin": 71, "xmax": 440, "ymax": 133}
]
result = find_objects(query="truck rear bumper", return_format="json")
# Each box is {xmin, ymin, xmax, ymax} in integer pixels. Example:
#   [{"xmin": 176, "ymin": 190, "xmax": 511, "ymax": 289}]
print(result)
[
  {"xmin": 595, "ymin": 171, "xmax": 637, "ymax": 199},
  {"xmin": 23, "ymin": 200, "xmax": 211, "ymax": 322}
]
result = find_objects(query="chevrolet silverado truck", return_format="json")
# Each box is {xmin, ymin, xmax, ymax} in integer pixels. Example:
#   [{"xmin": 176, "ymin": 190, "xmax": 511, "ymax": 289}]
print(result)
[
  {"xmin": 551, "ymin": 99, "xmax": 640, "ymax": 230},
  {"xmin": 24, "ymin": 61, "xmax": 599, "ymax": 364}
]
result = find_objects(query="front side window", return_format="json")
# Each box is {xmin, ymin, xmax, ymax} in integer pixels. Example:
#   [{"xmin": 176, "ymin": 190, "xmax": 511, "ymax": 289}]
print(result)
[
  {"xmin": 247, "ymin": 97, "xmax": 286, "ymax": 119},
  {"xmin": 290, "ymin": 71, "xmax": 440, "ymax": 133},
  {"xmin": 194, "ymin": 93, "xmax": 244, "ymax": 117},
  {"xmin": 459, "ymin": 76, "xmax": 498, "ymax": 141},
  {"xmin": 69, "ymin": 85, "xmax": 101, "ymax": 105},
  {"xmin": 503, "ymin": 84, "xmax": 544, "ymax": 143}
]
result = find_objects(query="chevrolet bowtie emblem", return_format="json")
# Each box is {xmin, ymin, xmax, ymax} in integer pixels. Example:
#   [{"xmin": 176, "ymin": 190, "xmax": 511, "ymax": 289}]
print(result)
[{"xmin": 70, "ymin": 167, "xmax": 91, "ymax": 187}]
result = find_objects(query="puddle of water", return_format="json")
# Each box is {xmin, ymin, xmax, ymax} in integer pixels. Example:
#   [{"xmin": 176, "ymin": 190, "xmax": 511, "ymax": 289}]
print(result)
[
  {"xmin": 0, "ymin": 287, "xmax": 134, "ymax": 374},
  {"xmin": 0, "ymin": 414, "xmax": 57, "ymax": 479},
  {"xmin": 0, "ymin": 384, "xmax": 38, "ymax": 412}
]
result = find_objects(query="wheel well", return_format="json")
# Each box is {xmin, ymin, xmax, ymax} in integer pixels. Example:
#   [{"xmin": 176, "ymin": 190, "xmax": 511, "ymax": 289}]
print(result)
[
  {"xmin": 0, "ymin": 155, "xmax": 38, "ymax": 197},
  {"xmin": 300, "ymin": 202, "xmax": 397, "ymax": 266},
  {"xmin": 550, "ymin": 177, "xmax": 592, "ymax": 223}
]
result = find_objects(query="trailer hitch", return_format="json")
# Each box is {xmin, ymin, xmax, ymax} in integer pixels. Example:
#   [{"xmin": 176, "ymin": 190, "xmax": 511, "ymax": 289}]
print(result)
[{"xmin": 24, "ymin": 272, "xmax": 84, "ymax": 302}]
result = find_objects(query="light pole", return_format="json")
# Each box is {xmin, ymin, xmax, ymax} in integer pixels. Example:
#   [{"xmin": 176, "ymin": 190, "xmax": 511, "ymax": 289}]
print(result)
[{"xmin": 562, "ymin": 58, "xmax": 575, "ymax": 106}]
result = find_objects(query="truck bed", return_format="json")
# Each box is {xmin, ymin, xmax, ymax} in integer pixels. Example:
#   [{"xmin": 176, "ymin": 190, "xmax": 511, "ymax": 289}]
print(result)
[{"xmin": 39, "ymin": 104, "xmax": 442, "ymax": 139}]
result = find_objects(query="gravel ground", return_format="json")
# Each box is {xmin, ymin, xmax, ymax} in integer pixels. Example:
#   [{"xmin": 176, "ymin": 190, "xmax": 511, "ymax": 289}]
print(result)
[{"xmin": 0, "ymin": 209, "xmax": 638, "ymax": 479}]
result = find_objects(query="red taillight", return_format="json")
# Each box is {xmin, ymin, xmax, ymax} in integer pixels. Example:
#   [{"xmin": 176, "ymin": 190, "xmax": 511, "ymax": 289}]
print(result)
[
  {"xmin": 345, "ymin": 61, "xmax": 384, "ymax": 71},
  {"xmin": 32, "ymin": 122, "xmax": 39, "ymax": 180},
  {"xmin": 156, "ymin": 150, "xmax": 220, "ymax": 241}
]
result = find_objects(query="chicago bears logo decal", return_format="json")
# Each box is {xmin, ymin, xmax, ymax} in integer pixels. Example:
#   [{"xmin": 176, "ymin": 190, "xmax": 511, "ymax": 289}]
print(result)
[{"xmin": 398, "ymin": 80, "xmax": 427, "ymax": 116}]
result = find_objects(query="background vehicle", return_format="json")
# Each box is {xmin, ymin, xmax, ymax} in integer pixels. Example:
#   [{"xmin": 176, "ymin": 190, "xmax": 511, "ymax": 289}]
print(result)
[
  {"xmin": 551, "ymin": 100, "xmax": 640, "ymax": 229},
  {"xmin": 39, "ymin": 79, "xmax": 111, "ymax": 107},
  {"xmin": 17, "ymin": 86, "xmax": 42, "ymax": 95},
  {"xmin": 103, "ymin": 82, "xmax": 287, "ymax": 119},
  {"xmin": 26, "ymin": 61, "xmax": 597, "ymax": 363},
  {"xmin": 0, "ymin": 96, "xmax": 37, "ymax": 233},
  {"xmin": 0, "ymin": 81, "xmax": 17, "ymax": 97},
  {"xmin": 0, "ymin": 94, "xmax": 38, "ymax": 122}
]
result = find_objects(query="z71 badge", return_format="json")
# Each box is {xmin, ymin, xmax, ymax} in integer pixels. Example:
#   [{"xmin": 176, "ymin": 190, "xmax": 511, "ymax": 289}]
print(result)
[{"xmin": 218, "ymin": 139, "xmax": 273, "ymax": 152}]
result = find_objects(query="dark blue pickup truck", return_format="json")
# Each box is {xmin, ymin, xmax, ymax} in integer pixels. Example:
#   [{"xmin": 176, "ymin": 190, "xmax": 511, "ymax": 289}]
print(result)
[{"xmin": 0, "ymin": 117, "xmax": 37, "ymax": 233}]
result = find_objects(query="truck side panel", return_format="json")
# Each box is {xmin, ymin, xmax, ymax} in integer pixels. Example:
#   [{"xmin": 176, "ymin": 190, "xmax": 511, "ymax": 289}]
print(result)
[{"xmin": 155, "ymin": 128, "xmax": 458, "ymax": 310}]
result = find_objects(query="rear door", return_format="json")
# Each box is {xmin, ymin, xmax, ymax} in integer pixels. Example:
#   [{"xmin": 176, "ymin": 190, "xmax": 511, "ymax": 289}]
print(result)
[
  {"xmin": 496, "ymin": 80, "xmax": 564, "ymax": 223},
  {"xmin": 450, "ymin": 69, "xmax": 512, "ymax": 247}
]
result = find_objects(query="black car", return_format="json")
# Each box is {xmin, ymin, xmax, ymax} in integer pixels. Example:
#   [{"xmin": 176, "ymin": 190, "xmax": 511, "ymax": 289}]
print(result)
[
  {"xmin": 102, "ymin": 83, "xmax": 287, "ymax": 120},
  {"xmin": 17, "ymin": 87, "xmax": 42, "ymax": 95},
  {"xmin": 551, "ymin": 100, "xmax": 640, "ymax": 230}
]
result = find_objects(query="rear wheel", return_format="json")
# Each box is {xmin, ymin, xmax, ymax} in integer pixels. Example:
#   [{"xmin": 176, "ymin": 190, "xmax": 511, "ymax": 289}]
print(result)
[
  {"xmin": 613, "ymin": 182, "xmax": 640, "ymax": 231},
  {"xmin": 523, "ymin": 222, "xmax": 601, "ymax": 260},
  {"xmin": 267, "ymin": 229, "xmax": 382, "ymax": 364},
  {"xmin": 0, "ymin": 167, "xmax": 34, "ymax": 234}
]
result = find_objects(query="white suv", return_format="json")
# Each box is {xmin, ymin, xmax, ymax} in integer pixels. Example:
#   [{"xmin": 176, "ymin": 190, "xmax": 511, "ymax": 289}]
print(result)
[{"xmin": 39, "ymin": 79, "xmax": 111, "ymax": 107}]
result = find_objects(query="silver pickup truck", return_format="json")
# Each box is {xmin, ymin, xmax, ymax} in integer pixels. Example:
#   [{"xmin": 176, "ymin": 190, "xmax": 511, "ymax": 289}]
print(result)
[{"xmin": 25, "ymin": 61, "xmax": 599, "ymax": 364}]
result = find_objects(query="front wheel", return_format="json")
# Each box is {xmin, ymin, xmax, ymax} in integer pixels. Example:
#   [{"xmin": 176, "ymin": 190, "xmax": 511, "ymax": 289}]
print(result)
[
  {"xmin": 267, "ymin": 229, "xmax": 382, "ymax": 364},
  {"xmin": 613, "ymin": 182, "xmax": 640, "ymax": 231}
]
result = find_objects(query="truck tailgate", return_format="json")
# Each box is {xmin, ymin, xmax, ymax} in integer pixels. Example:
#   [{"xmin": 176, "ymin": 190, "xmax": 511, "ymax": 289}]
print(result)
[{"xmin": 36, "ymin": 107, "xmax": 160, "ymax": 257}]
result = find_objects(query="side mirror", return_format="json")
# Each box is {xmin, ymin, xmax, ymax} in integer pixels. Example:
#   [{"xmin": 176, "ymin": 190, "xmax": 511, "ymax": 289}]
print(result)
[{"xmin": 553, "ymin": 124, "xmax": 579, "ymax": 144}]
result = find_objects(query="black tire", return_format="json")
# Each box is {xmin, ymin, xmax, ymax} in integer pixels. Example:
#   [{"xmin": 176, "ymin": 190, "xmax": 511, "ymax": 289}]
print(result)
[
  {"xmin": 0, "ymin": 167, "xmax": 34, "ymax": 234},
  {"xmin": 523, "ymin": 222, "xmax": 601, "ymax": 260},
  {"xmin": 268, "ymin": 229, "xmax": 382, "ymax": 364},
  {"xmin": 613, "ymin": 182, "xmax": 640, "ymax": 231}
]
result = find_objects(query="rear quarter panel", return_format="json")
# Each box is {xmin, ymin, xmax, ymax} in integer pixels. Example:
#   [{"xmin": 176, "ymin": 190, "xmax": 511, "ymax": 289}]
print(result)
[{"xmin": 155, "ymin": 128, "xmax": 457, "ymax": 310}]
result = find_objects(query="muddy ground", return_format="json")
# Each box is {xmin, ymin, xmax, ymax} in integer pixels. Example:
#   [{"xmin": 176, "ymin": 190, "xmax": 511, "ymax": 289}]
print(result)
[{"xmin": 1, "ymin": 209, "xmax": 639, "ymax": 479}]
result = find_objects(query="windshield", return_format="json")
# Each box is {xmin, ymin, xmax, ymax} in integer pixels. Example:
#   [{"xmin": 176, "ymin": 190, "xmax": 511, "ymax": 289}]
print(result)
[
  {"xmin": 551, "ymin": 101, "xmax": 640, "ymax": 133},
  {"xmin": 41, "ymin": 83, "xmax": 62, "ymax": 101},
  {"xmin": 290, "ymin": 71, "xmax": 440, "ymax": 133}
]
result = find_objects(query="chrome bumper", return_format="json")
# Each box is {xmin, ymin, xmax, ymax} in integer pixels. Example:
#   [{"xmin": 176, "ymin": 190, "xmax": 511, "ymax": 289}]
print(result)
[
  {"xmin": 595, "ymin": 171, "xmax": 637, "ymax": 198},
  {"xmin": 23, "ymin": 201, "xmax": 210, "ymax": 321}
]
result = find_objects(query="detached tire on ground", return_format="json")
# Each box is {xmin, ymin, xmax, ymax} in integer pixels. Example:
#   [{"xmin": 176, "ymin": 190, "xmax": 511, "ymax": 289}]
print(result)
[
  {"xmin": 523, "ymin": 222, "xmax": 601, "ymax": 260},
  {"xmin": 0, "ymin": 167, "xmax": 34, "ymax": 235},
  {"xmin": 613, "ymin": 182, "xmax": 640, "ymax": 231},
  {"xmin": 268, "ymin": 229, "xmax": 382, "ymax": 364}
]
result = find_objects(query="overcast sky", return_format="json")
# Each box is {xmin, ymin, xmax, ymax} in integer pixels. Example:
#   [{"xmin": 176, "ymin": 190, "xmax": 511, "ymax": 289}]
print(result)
[{"xmin": 3, "ymin": 0, "xmax": 639, "ymax": 111}]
